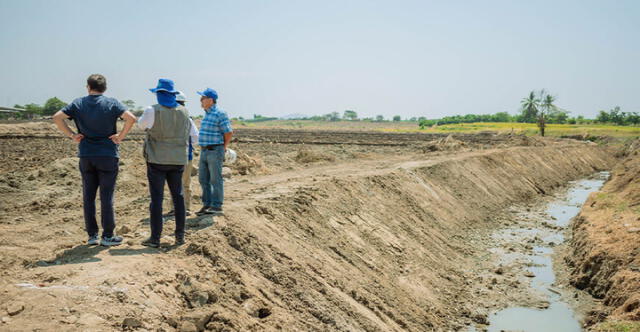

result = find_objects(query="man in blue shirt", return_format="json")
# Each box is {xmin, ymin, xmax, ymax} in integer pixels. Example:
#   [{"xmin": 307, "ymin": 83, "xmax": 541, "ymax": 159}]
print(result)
[
  {"xmin": 52, "ymin": 74, "xmax": 137, "ymax": 246},
  {"xmin": 195, "ymin": 88, "xmax": 233, "ymax": 216}
]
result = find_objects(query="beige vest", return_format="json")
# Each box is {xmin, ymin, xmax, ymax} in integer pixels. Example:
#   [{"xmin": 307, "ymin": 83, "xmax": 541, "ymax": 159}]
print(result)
[{"xmin": 144, "ymin": 104, "xmax": 191, "ymax": 165}]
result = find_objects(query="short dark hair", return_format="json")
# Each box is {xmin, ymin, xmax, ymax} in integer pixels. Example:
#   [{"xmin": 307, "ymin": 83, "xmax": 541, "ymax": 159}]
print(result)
[{"xmin": 87, "ymin": 74, "xmax": 107, "ymax": 92}]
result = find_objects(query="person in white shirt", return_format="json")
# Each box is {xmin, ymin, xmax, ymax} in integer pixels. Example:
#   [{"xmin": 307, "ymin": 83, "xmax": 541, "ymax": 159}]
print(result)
[{"xmin": 137, "ymin": 79, "xmax": 198, "ymax": 247}]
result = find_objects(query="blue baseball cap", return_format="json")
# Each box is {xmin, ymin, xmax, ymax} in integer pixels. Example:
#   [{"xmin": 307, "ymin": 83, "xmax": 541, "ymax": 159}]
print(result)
[
  {"xmin": 197, "ymin": 88, "xmax": 218, "ymax": 100},
  {"xmin": 149, "ymin": 78, "xmax": 179, "ymax": 94}
]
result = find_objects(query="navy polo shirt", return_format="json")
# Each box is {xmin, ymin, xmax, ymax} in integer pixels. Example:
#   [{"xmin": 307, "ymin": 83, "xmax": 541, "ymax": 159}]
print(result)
[{"xmin": 62, "ymin": 95, "xmax": 126, "ymax": 158}]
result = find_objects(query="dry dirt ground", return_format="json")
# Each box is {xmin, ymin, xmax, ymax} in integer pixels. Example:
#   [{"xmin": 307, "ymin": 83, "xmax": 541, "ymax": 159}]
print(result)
[{"xmin": 0, "ymin": 121, "xmax": 616, "ymax": 331}]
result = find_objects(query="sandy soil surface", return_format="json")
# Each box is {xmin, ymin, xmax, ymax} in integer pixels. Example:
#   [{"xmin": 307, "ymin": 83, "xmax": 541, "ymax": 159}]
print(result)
[{"xmin": 0, "ymin": 121, "xmax": 615, "ymax": 331}]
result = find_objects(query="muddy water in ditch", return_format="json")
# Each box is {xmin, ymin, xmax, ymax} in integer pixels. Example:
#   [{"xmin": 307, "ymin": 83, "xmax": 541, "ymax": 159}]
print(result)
[{"xmin": 487, "ymin": 172, "xmax": 609, "ymax": 332}]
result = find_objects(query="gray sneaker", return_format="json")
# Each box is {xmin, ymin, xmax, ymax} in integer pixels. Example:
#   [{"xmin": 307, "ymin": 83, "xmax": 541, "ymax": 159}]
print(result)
[
  {"xmin": 100, "ymin": 235, "xmax": 123, "ymax": 246},
  {"xmin": 87, "ymin": 235, "xmax": 99, "ymax": 246}
]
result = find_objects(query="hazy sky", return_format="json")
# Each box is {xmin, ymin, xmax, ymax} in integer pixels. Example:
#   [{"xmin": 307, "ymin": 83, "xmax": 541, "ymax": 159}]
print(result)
[{"xmin": 1, "ymin": 0, "xmax": 638, "ymax": 119}]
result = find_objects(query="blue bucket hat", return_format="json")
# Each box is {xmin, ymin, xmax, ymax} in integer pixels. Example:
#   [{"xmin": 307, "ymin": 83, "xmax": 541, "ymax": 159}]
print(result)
[
  {"xmin": 149, "ymin": 78, "xmax": 179, "ymax": 94},
  {"xmin": 197, "ymin": 88, "xmax": 218, "ymax": 101}
]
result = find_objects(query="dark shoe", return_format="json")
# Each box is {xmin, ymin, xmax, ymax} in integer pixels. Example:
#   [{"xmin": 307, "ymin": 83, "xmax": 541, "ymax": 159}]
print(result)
[
  {"xmin": 195, "ymin": 206, "xmax": 214, "ymax": 216},
  {"xmin": 175, "ymin": 236, "xmax": 185, "ymax": 246},
  {"xmin": 141, "ymin": 237, "xmax": 160, "ymax": 248},
  {"xmin": 87, "ymin": 235, "xmax": 99, "ymax": 246},
  {"xmin": 168, "ymin": 210, "xmax": 190, "ymax": 217},
  {"xmin": 100, "ymin": 235, "xmax": 123, "ymax": 246},
  {"xmin": 212, "ymin": 207, "xmax": 224, "ymax": 216}
]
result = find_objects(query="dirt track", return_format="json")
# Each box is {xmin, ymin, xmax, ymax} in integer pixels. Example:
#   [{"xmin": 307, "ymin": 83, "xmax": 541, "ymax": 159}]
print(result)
[{"xmin": 0, "ymin": 122, "xmax": 615, "ymax": 331}]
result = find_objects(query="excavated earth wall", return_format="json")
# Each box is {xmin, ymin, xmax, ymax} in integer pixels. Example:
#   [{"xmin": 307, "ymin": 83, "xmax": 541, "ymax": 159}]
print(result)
[
  {"xmin": 175, "ymin": 145, "xmax": 613, "ymax": 331},
  {"xmin": 568, "ymin": 146, "xmax": 640, "ymax": 325}
]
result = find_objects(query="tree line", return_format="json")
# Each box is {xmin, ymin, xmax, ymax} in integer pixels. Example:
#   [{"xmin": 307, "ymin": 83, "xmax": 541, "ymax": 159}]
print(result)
[
  {"xmin": 418, "ymin": 90, "xmax": 639, "ymax": 134},
  {"xmin": 5, "ymin": 94, "xmax": 638, "ymax": 129},
  {"xmin": 271, "ymin": 111, "xmax": 405, "ymax": 122},
  {"xmin": 9, "ymin": 97, "xmax": 68, "ymax": 118},
  {"xmin": 3, "ymin": 98, "xmax": 142, "ymax": 119},
  {"xmin": 595, "ymin": 106, "xmax": 640, "ymax": 126}
]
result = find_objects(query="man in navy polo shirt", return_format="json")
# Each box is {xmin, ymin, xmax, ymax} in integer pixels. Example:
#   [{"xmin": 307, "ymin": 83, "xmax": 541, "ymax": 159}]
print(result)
[
  {"xmin": 196, "ymin": 88, "xmax": 233, "ymax": 216},
  {"xmin": 53, "ymin": 74, "xmax": 137, "ymax": 246}
]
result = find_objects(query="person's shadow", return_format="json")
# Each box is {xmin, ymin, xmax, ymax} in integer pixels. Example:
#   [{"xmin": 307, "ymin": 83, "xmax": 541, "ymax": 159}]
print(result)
[
  {"xmin": 139, "ymin": 214, "xmax": 216, "ymax": 231},
  {"xmin": 185, "ymin": 214, "xmax": 215, "ymax": 231},
  {"xmin": 108, "ymin": 246, "xmax": 167, "ymax": 255},
  {"xmin": 32, "ymin": 245, "xmax": 108, "ymax": 267}
]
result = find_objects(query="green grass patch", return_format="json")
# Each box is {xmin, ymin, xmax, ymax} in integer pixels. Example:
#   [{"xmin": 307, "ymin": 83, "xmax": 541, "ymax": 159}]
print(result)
[
  {"xmin": 593, "ymin": 192, "xmax": 638, "ymax": 213},
  {"xmin": 592, "ymin": 320, "xmax": 640, "ymax": 332}
]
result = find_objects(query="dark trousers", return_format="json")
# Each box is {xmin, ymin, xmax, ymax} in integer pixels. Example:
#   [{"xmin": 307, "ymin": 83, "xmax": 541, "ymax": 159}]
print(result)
[
  {"xmin": 147, "ymin": 163, "xmax": 185, "ymax": 241},
  {"xmin": 79, "ymin": 157, "xmax": 119, "ymax": 238}
]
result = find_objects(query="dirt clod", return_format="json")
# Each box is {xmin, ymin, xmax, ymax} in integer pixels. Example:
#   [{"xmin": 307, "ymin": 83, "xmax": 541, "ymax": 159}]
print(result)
[
  {"xmin": 222, "ymin": 167, "xmax": 232, "ymax": 179},
  {"xmin": 118, "ymin": 225, "xmax": 132, "ymax": 235},
  {"xmin": 76, "ymin": 313, "xmax": 105, "ymax": 325},
  {"xmin": 6, "ymin": 302, "xmax": 24, "ymax": 316},
  {"xmin": 181, "ymin": 309, "xmax": 213, "ymax": 331},
  {"xmin": 472, "ymin": 313, "xmax": 489, "ymax": 325},
  {"xmin": 122, "ymin": 317, "xmax": 143, "ymax": 329},
  {"xmin": 178, "ymin": 321, "xmax": 198, "ymax": 332},
  {"xmin": 61, "ymin": 315, "xmax": 77, "ymax": 324},
  {"xmin": 294, "ymin": 149, "xmax": 335, "ymax": 163}
]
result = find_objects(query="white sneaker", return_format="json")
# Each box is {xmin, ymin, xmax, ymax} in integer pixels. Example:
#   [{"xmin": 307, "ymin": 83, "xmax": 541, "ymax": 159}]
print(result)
[
  {"xmin": 87, "ymin": 235, "xmax": 99, "ymax": 246},
  {"xmin": 100, "ymin": 235, "xmax": 123, "ymax": 246}
]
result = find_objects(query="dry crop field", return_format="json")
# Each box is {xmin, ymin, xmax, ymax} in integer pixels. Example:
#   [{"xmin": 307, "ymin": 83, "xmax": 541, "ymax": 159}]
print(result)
[{"xmin": 237, "ymin": 119, "xmax": 640, "ymax": 138}]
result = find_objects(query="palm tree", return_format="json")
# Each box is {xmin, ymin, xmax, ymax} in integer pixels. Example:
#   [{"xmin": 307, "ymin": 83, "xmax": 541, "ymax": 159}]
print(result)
[
  {"xmin": 520, "ymin": 91, "xmax": 540, "ymax": 123},
  {"xmin": 538, "ymin": 91, "xmax": 557, "ymax": 137}
]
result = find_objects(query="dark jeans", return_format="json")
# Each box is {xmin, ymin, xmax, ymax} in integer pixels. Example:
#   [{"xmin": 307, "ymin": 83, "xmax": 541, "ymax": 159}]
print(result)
[
  {"xmin": 147, "ymin": 163, "xmax": 185, "ymax": 241},
  {"xmin": 79, "ymin": 157, "xmax": 119, "ymax": 238}
]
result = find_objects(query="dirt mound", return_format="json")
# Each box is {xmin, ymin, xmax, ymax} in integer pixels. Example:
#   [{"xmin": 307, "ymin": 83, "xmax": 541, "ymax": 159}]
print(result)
[
  {"xmin": 560, "ymin": 133, "xmax": 604, "ymax": 142},
  {"xmin": 507, "ymin": 133, "xmax": 547, "ymax": 147},
  {"xmin": 294, "ymin": 149, "xmax": 336, "ymax": 163},
  {"xmin": 422, "ymin": 134, "xmax": 466, "ymax": 152},
  {"xmin": 613, "ymin": 138, "xmax": 640, "ymax": 159},
  {"xmin": 567, "ymin": 147, "xmax": 640, "ymax": 325},
  {"xmin": 230, "ymin": 151, "xmax": 269, "ymax": 175}
]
